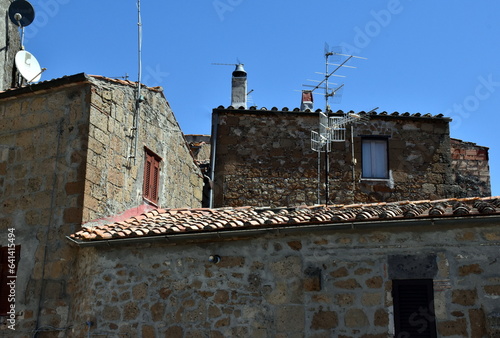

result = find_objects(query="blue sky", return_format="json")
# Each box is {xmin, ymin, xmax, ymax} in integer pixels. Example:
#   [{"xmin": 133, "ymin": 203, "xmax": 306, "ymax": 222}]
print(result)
[{"xmin": 23, "ymin": 0, "xmax": 500, "ymax": 195}]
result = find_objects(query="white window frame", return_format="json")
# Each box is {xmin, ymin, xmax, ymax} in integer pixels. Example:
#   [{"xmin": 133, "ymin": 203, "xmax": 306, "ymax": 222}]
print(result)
[{"xmin": 361, "ymin": 138, "xmax": 389, "ymax": 179}]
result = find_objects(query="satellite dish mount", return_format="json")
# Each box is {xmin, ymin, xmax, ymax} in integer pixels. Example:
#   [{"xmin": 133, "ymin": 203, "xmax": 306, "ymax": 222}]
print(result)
[{"xmin": 9, "ymin": 0, "xmax": 46, "ymax": 86}]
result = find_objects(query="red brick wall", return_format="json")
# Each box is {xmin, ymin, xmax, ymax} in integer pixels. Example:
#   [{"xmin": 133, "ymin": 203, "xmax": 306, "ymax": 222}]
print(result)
[{"xmin": 450, "ymin": 138, "xmax": 491, "ymax": 197}]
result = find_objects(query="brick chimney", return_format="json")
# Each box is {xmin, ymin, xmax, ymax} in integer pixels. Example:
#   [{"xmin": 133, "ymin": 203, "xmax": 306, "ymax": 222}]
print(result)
[{"xmin": 301, "ymin": 90, "xmax": 313, "ymax": 111}]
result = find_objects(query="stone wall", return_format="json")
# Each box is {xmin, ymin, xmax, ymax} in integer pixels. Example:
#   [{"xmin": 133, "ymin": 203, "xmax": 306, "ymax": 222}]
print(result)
[
  {"xmin": 185, "ymin": 135, "xmax": 211, "ymax": 163},
  {"xmin": 0, "ymin": 79, "xmax": 91, "ymax": 333},
  {"xmin": 0, "ymin": 74, "xmax": 203, "ymax": 334},
  {"xmin": 0, "ymin": 0, "xmax": 20, "ymax": 90},
  {"xmin": 451, "ymin": 138, "xmax": 491, "ymax": 197},
  {"xmin": 212, "ymin": 108, "xmax": 460, "ymax": 207},
  {"xmin": 70, "ymin": 219, "xmax": 500, "ymax": 337},
  {"xmin": 83, "ymin": 77, "xmax": 202, "ymax": 222}
]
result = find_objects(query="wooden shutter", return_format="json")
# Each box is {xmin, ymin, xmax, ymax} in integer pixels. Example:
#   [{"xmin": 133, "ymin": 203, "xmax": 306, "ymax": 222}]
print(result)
[
  {"xmin": 143, "ymin": 149, "xmax": 161, "ymax": 204},
  {"xmin": 393, "ymin": 279, "xmax": 437, "ymax": 338}
]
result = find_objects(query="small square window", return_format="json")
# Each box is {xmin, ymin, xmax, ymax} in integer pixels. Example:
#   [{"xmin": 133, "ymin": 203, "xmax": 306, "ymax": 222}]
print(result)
[
  {"xmin": 143, "ymin": 148, "xmax": 161, "ymax": 204},
  {"xmin": 362, "ymin": 138, "xmax": 389, "ymax": 179}
]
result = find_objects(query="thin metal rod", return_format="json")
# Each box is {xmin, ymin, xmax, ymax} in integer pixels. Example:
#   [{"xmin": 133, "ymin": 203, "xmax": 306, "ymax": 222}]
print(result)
[
  {"xmin": 20, "ymin": 26, "xmax": 25, "ymax": 49},
  {"xmin": 130, "ymin": 0, "xmax": 143, "ymax": 162},
  {"xmin": 331, "ymin": 52, "xmax": 367, "ymax": 60},
  {"xmin": 351, "ymin": 124, "xmax": 355, "ymax": 202},
  {"xmin": 325, "ymin": 149, "xmax": 329, "ymax": 206},
  {"xmin": 317, "ymin": 150, "xmax": 321, "ymax": 204}
]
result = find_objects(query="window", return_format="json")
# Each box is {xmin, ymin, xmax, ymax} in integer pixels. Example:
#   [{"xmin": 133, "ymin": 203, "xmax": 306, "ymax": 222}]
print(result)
[
  {"xmin": 393, "ymin": 279, "xmax": 437, "ymax": 338},
  {"xmin": 143, "ymin": 148, "xmax": 161, "ymax": 204},
  {"xmin": 362, "ymin": 138, "xmax": 389, "ymax": 179},
  {"xmin": 0, "ymin": 245, "xmax": 20, "ymax": 316}
]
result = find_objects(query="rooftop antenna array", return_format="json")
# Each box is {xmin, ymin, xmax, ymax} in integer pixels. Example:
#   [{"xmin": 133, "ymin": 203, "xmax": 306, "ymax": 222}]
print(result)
[
  {"xmin": 308, "ymin": 44, "xmax": 367, "ymax": 205},
  {"xmin": 9, "ymin": 0, "xmax": 46, "ymax": 85}
]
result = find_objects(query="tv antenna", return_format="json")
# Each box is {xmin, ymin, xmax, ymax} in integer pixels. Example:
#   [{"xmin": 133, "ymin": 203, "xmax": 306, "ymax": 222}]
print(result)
[
  {"xmin": 9, "ymin": 0, "xmax": 46, "ymax": 85},
  {"xmin": 212, "ymin": 63, "xmax": 241, "ymax": 67},
  {"xmin": 128, "ymin": 0, "xmax": 144, "ymax": 164},
  {"xmin": 308, "ymin": 44, "xmax": 367, "ymax": 205}
]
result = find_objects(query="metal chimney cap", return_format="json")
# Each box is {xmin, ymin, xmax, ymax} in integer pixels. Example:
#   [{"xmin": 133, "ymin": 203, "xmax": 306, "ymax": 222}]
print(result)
[{"xmin": 232, "ymin": 64, "xmax": 246, "ymax": 78}]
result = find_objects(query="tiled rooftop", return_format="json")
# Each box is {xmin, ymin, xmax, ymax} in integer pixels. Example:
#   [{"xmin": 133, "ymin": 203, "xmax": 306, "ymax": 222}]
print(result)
[
  {"xmin": 0, "ymin": 73, "xmax": 164, "ymax": 99},
  {"xmin": 214, "ymin": 106, "xmax": 450, "ymax": 120},
  {"xmin": 69, "ymin": 197, "xmax": 500, "ymax": 243}
]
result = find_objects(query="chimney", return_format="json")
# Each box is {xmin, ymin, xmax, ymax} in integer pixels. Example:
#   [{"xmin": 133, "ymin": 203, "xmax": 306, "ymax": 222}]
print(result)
[
  {"xmin": 231, "ymin": 64, "xmax": 247, "ymax": 109},
  {"xmin": 301, "ymin": 90, "xmax": 313, "ymax": 111}
]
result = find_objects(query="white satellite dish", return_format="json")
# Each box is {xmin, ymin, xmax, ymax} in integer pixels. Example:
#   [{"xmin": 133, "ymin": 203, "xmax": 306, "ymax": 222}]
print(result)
[{"xmin": 15, "ymin": 50, "xmax": 43, "ymax": 83}]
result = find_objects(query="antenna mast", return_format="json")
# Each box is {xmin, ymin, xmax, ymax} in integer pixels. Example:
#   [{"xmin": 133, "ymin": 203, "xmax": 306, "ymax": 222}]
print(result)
[
  {"xmin": 309, "ymin": 44, "xmax": 366, "ymax": 205},
  {"xmin": 129, "ymin": 0, "xmax": 143, "ymax": 163}
]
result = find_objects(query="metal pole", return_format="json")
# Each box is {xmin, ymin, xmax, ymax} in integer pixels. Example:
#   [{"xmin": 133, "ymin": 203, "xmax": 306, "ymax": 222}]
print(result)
[
  {"xmin": 351, "ymin": 124, "xmax": 355, "ymax": 201},
  {"xmin": 324, "ymin": 51, "xmax": 330, "ymax": 205},
  {"xmin": 317, "ymin": 151, "xmax": 321, "ymax": 204},
  {"xmin": 325, "ymin": 148, "xmax": 329, "ymax": 205}
]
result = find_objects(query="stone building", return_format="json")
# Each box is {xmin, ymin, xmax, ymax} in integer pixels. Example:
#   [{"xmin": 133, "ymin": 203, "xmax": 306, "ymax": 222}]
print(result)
[
  {"xmin": 67, "ymin": 196, "xmax": 500, "ymax": 337},
  {"xmin": 210, "ymin": 107, "xmax": 491, "ymax": 208},
  {"xmin": 0, "ymin": 73, "xmax": 203, "ymax": 333}
]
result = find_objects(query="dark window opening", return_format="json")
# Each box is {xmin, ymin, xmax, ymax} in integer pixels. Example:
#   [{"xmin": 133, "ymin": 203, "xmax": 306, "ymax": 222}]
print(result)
[
  {"xmin": 393, "ymin": 279, "xmax": 437, "ymax": 338},
  {"xmin": 143, "ymin": 148, "xmax": 161, "ymax": 205}
]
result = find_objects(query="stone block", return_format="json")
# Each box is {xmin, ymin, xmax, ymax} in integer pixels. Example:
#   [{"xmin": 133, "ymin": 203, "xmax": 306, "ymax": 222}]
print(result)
[
  {"xmin": 458, "ymin": 264, "xmax": 483, "ymax": 276},
  {"xmin": 214, "ymin": 290, "xmax": 229, "ymax": 304},
  {"xmin": 310, "ymin": 309, "xmax": 338, "ymax": 330},
  {"xmin": 287, "ymin": 240, "xmax": 302, "ymax": 251},
  {"xmin": 355, "ymin": 268, "xmax": 372, "ymax": 275},
  {"xmin": 484, "ymin": 232, "xmax": 500, "ymax": 241},
  {"xmin": 345, "ymin": 308, "xmax": 369, "ymax": 328},
  {"xmin": 452, "ymin": 289, "xmax": 477, "ymax": 306},
  {"xmin": 123, "ymin": 302, "xmax": 139, "ymax": 320},
  {"xmin": 276, "ymin": 305, "xmax": 304, "ymax": 332},
  {"xmin": 365, "ymin": 276, "xmax": 383, "ymax": 289},
  {"xmin": 362, "ymin": 292, "xmax": 382, "ymax": 307},
  {"xmin": 484, "ymin": 285, "xmax": 500, "ymax": 296},
  {"xmin": 63, "ymin": 207, "xmax": 83, "ymax": 224},
  {"xmin": 334, "ymin": 278, "xmax": 361, "ymax": 290},
  {"xmin": 456, "ymin": 231, "xmax": 475, "ymax": 241},
  {"xmin": 141, "ymin": 325, "xmax": 155, "ymax": 338},
  {"xmin": 270, "ymin": 256, "xmax": 301, "ymax": 278},
  {"xmin": 469, "ymin": 308, "xmax": 487, "ymax": 338},
  {"xmin": 437, "ymin": 318, "xmax": 467, "ymax": 336},
  {"xmin": 215, "ymin": 317, "xmax": 230, "ymax": 328},
  {"xmin": 102, "ymin": 305, "xmax": 121, "ymax": 321},
  {"xmin": 164, "ymin": 326, "xmax": 183, "ymax": 337},
  {"xmin": 132, "ymin": 283, "xmax": 148, "ymax": 300},
  {"xmin": 374, "ymin": 309, "xmax": 389, "ymax": 327},
  {"xmin": 65, "ymin": 181, "xmax": 85, "ymax": 196},
  {"xmin": 216, "ymin": 256, "xmax": 245, "ymax": 269},
  {"xmin": 330, "ymin": 267, "xmax": 349, "ymax": 278},
  {"xmin": 335, "ymin": 293, "xmax": 355, "ymax": 306}
]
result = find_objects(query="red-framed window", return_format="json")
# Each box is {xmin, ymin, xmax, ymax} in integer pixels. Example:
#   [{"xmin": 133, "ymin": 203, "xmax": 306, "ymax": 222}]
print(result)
[
  {"xmin": 143, "ymin": 148, "xmax": 161, "ymax": 205},
  {"xmin": 0, "ymin": 245, "xmax": 20, "ymax": 316}
]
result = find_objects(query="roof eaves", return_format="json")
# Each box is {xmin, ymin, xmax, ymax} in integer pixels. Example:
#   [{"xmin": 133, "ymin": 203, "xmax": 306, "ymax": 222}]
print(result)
[
  {"xmin": 66, "ymin": 213, "xmax": 500, "ymax": 248},
  {"xmin": 0, "ymin": 73, "xmax": 90, "ymax": 100}
]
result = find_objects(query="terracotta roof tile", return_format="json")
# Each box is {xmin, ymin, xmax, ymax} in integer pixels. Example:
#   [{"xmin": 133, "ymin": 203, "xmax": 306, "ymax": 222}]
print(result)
[
  {"xmin": 69, "ymin": 197, "xmax": 500, "ymax": 243},
  {"xmin": 215, "ymin": 107, "xmax": 451, "ymax": 120}
]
